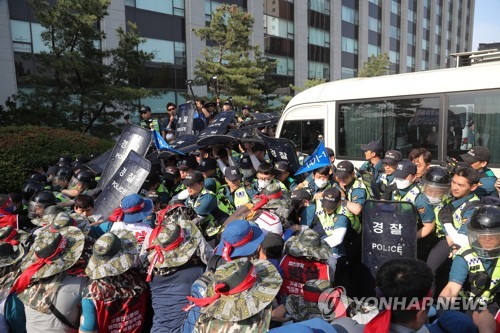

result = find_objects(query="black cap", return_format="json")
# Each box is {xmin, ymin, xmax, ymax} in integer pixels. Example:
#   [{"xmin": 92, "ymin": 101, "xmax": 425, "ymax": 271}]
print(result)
[
  {"xmin": 139, "ymin": 106, "xmax": 151, "ymax": 114},
  {"xmin": 274, "ymin": 161, "xmax": 289, "ymax": 173},
  {"xmin": 182, "ymin": 170, "xmax": 205, "ymax": 186},
  {"xmin": 321, "ymin": 187, "xmax": 341, "ymax": 211},
  {"xmin": 393, "ymin": 160, "xmax": 417, "ymax": 179},
  {"xmin": 224, "ymin": 166, "xmax": 242, "ymax": 181},
  {"xmin": 240, "ymin": 155, "xmax": 253, "ymax": 169},
  {"xmin": 261, "ymin": 232, "xmax": 284, "ymax": 260},
  {"xmin": 291, "ymin": 189, "xmax": 312, "ymax": 204},
  {"xmin": 204, "ymin": 102, "xmax": 216, "ymax": 109},
  {"xmin": 242, "ymin": 105, "xmax": 252, "ymax": 111},
  {"xmin": 382, "ymin": 150, "xmax": 403, "ymax": 166},
  {"xmin": 460, "ymin": 146, "xmax": 491, "ymax": 164},
  {"xmin": 197, "ymin": 158, "xmax": 217, "ymax": 172},
  {"xmin": 177, "ymin": 155, "xmax": 198, "ymax": 171},
  {"xmin": 361, "ymin": 140, "xmax": 383, "ymax": 154},
  {"xmin": 325, "ymin": 147, "xmax": 335, "ymax": 157},
  {"xmin": 334, "ymin": 161, "xmax": 354, "ymax": 179},
  {"xmin": 146, "ymin": 190, "xmax": 161, "ymax": 203}
]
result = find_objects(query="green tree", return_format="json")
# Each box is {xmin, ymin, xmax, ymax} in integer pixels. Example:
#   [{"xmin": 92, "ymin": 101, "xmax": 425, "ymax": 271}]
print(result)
[
  {"xmin": 7, "ymin": 0, "xmax": 154, "ymax": 137},
  {"xmin": 358, "ymin": 53, "xmax": 390, "ymax": 77},
  {"xmin": 192, "ymin": 4, "xmax": 277, "ymax": 110}
]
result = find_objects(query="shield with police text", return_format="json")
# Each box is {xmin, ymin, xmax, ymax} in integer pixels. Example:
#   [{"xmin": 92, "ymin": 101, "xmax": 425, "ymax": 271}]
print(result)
[
  {"xmin": 97, "ymin": 124, "xmax": 151, "ymax": 190},
  {"xmin": 199, "ymin": 111, "xmax": 235, "ymax": 138},
  {"xmin": 362, "ymin": 200, "xmax": 418, "ymax": 278},
  {"xmin": 175, "ymin": 103, "xmax": 195, "ymax": 136},
  {"xmin": 83, "ymin": 149, "xmax": 112, "ymax": 175},
  {"xmin": 93, "ymin": 150, "xmax": 151, "ymax": 221},
  {"xmin": 258, "ymin": 132, "xmax": 305, "ymax": 183}
]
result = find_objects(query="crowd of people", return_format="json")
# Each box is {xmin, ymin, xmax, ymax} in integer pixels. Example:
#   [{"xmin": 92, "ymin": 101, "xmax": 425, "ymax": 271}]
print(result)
[{"xmin": 1, "ymin": 107, "xmax": 500, "ymax": 332}]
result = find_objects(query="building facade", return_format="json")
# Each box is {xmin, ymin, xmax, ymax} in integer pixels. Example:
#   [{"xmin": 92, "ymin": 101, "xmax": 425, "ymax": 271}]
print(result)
[{"xmin": 1, "ymin": 0, "xmax": 475, "ymax": 112}]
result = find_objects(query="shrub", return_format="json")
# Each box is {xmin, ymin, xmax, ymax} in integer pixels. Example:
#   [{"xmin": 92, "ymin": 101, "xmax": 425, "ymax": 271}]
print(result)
[{"xmin": 0, "ymin": 126, "xmax": 114, "ymax": 193}]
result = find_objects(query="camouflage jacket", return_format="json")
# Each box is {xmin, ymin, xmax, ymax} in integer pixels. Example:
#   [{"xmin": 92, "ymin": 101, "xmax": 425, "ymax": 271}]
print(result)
[
  {"xmin": 83, "ymin": 269, "xmax": 147, "ymax": 302},
  {"xmin": 0, "ymin": 264, "xmax": 21, "ymax": 300},
  {"xmin": 18, "ymin": 272, "xmax": 66, "ymax": 313},
  {"xmin": 194, "ymin": 304, "xmax": 272, "ymax": 333}
]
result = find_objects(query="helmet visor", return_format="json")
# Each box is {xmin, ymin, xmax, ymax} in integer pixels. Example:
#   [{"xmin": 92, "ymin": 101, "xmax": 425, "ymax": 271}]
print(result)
[
  {"xmin": 468, "ymin": 230, "xmax": 500, "ymax": 259},
  {"xmin": 422, "ymin": 183, "xmax": 450, "ymax": 203},
  {"xmin": 68, "ymin": 176, "xmax": 79, "ymax": 190},
  {"xmin": 28, "ymin": 200, "xmax": 43, "ymax": 219}
]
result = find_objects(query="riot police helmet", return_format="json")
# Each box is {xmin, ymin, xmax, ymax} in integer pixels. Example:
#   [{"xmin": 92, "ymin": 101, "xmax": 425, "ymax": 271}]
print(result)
[
  {"xmin": 28, "ymin": 190, "xmax": 57, "ymax": 219},
  {"xmin": 22, "ymin": 180, "xmax": 44, "ymax": 204},
  {"xmin": 68, "ymin": 169, "xmax": 94, "ymax": 189},
  {"xmin": 467, "ymin": 205, "xmax": 500, "ymax": 259},
  {"xmin": 422, "ymin": 166, "xmax": 451, "ymax": 205},
  {"xmin": 55, "ymin": 166, "xmax": 73, "ymax": 181}
]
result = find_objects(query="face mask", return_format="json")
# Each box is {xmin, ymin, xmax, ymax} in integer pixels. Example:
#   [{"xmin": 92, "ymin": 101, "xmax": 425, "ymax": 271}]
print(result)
[
  {"xmin": 314, "ymin": 179, "xmax": 328, "ymax": 189},
  {"xmin": 425, "ymin": 194, "xmax": 442, "ymax": 205},
  {"xmin": 241, "ymin": 169, "xmax": 254, "ymax": 178},
  {"xmin": 258, "ymin": 179, "xmax": 271, "ymax": 190},
  {"xmin": 166, "ymin": 133, "xmax": 174, "ymax": 140},
  {"xmin": 395, "ymin": 178, "xmax": 412, "ymax": 190}
]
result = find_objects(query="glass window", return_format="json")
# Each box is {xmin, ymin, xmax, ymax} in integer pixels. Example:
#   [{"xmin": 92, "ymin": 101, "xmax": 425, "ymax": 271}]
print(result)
[
  {"xmin": 310, "ymin": 0, "xmax": 330, "ymax": 15},
  {"xmin": 309, "ymin": 27, "xmax": 330, "ymax": 48},
  {"xmin": 341, "ymin": 67, "xmax": 356, "ymax": 79},
  {"xmin": 448, "ymin": 90, "xmax": 500, "ymax": 163},
  {"xmin": 308, "ymin": 61, "xmax": 330, "ymax": 80},
  {"xmin": 423, "ymin": 18, "xmax": 430, "ymax": 30},
  {"xmin": 436, "ymin": 4, "xmax": 442, "ymax": 15},
  {"xmin": 31, "ymin": 23, "xmax": 49, "ymax": 54},
  {"xmin": 341, "ymin": 6, "xmax": 358, "ymax": 25},
  {"xmin": 389, "ymin": 51, "xmax": 400, "ymax": 64},
  {"xmin": 368, "ymin": 44, "xmax": 381, "ymax": 57},
  {"xmin": 391, "ymin": 0, "xmax": 400, "ymax": 14},
  {"xmin": 174, "ymin": 42, "xmax": 186, "ymax": 66},
  {"xmin": 422, "ymin": 39, "xmax": 428, "ymax": 49},
  {"xmin": 390, "ymin": 26, "xmax": 400, "ymax": 39},
  {"xmin": 407, "ymin": 55, "xmax": 415, "ymax": 68},
  {"xmin": 11, "ymin": 20, "xmax": 31, "ymax": 43},
  {"xmin": 341, "ymin": 37, "xmax": 358, "ymax": 54},
  {"xmin": 369, "ymin": 0, "xmax": 381, "ymax": 5},
  {"xmin": 408, "ymin": 10, "xmax": 415, "ymax": 22},
  {"xmin": 368, "ymin": 17, "xmax": 381, "ymax": 33},
  {"xmin": 139, "ymin": 38, "xmax": 175, "ymax": 64},
  {"xmin": 338, "ymin": 97, "xmax": 441, "ymax": 159},
  {"xmin": 421, "ymin": 60, "xmax": 429, "ymax": 70},
  {"xmin": 280, "ymin": 120, "xmax": 325, "ymax": 155},
  {"xmin": 136, "ymin": 0, "xmax": 172, "ymax": 14},
  {"xmin": 435, "ymin": 25, "xmax": 441, "ymax": 35},
  {"xmin": 407, "ymin": 33, "xmax": 415, "ymax": 46},
  {"xmin": 269, "ymin": 55, "xmax": 294, "ymax": 76},
  {"xmin": 264, "ymin": 15, "xmax": 294, "ymax": 39}
]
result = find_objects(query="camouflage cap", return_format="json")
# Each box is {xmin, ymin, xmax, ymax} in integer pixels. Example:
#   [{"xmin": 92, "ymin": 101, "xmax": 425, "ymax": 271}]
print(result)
[
  {"xmin": 21, "ymin": 226, "xmax": 85, "ymax": 280},
  {"xmin": 0, "ymin": 226, "xmax": 30, "ymax": 248},
  {"xmin": 31, "ymin": 204, "xmax": 65, "ymax": 227},
  {"xmin": 201, "ymin": 258, "xmax": 282, "ymax": 321},
  {"xmin": 40, "ymin": 211, "xmax": 91, "ymax": 234},
  {"xmin": 147, "ymin": 219, "xmax": 202, "ymax": 269},
  {"xmin": 285, "ymin": 279, "xmax": 332, "ymax": 321},
  {"xmin": 0, "ymin": 242, "xmax": 25, "ymax": 267},
  {"xmin": 285, "ymin": 229, "xmax": 332, "ymax": 261},
  {"xmin": 85, "ymin": 229, "xmax": 137, "ymax": 280}
]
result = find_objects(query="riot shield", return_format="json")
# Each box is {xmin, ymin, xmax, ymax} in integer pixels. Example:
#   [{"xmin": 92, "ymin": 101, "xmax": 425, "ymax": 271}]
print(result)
[
  {"xmin": 197, "ymin": 134, "xmax": 238, "ymax": 147},
  {"xmin": 258, "ymin": 132, "xmax": 305, "ymax": 183},
  {"xmin": 97, "ymin": 124, "xmax": 152, "ymax": 190},
  {"xmin": 175, "ymin": 103, "xmax": 195, "ymax": 136},
  {"xmin": 157, "ymin": 134, "xmax": 199, "ymax": 159},
  {"xmin": 238, "ymin": 113, "xmax": 280, "ymax": 130},
  {"xmin": 83, "ymin": 149, "xmax": 112, "ymax": 175},
  {"xmin": 93, "ymin": 150, "xmax": 151, "ymax": 221},
  {"xmin": 199, "ymin": 111, "xmax": 236, "ymax": 138},
  {"xmin": 362, "ymin": 199, "xmax": 418, "ymax": 278}
]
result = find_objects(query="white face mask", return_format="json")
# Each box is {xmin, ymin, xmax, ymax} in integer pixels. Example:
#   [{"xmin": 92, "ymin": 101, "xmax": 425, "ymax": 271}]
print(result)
[
  {"xmin": 314, "ymin": 179, "xmax": 328, "ymax": 189},
  {"xmin": 241, "ymin": 169, "xmax": 254, "ymax": 178},
  {"xmin": 395, "ymin": 178, "xmax": 412, "ymax": 190},
  {"xmin": 166, "ymin": 133, "xmax": 174, "ymax": 140},
  {"xmin": 425, "ymin": 194, "xmax": 442, "ymax": 205},
  {"xmin": 258, "ymin": 179, "xmax": 271, "ymax": 190}
]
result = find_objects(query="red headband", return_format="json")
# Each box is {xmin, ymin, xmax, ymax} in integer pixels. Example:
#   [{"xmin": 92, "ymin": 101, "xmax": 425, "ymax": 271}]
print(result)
[
  {"xmin": 252, "ymin": 191, "xmax": 283, "ymax": 212},
  {"xmin": 1, "ymin": 228, "xmax": 19, "ymax": 246},
  {"xmin": 303, "ymin": 289, "xmax": 322, "ymax": 303},
  {"xmin": 146, "ymin": 227, "xmax": 184, "ymax": 282},
  {"xmin": 108, "ymin": 202, "xmax": 146, "ymax": 222},
  {"xmin": 11, "ymin": 236, "xmax": 67, "ymax": 294},
  {"xmin": 221, "ymin": 228, "xmax": 254, "ymax": 262},
  {"xmin": 184, "ymin": 265, "xmax": 257, "ymax": 311}
]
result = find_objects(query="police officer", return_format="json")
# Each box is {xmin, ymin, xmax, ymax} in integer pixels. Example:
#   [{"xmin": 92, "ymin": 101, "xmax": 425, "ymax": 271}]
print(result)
[
  {"xmin": 28, "ymin": 190, "xmax": 57, "ymax": 220},
  {"xmin": 183, "ymin": 170, "xmax": 228, "ymax": 240},
  {"xmin": 139, "ymin": 105, "xmax": 165, "ymax": 138},
  {"xmin": 62, "ymin": 169, "xmax": 95, "ymax": 199},
  {"xmin": 378, "ymin": 149, "xmax": 402, "ymax": 193},
  {"xmin": 239, "ymin": 154, "xmax": 255, "ymax": 187},
  {"xmin": 217, "ymin": 166, "xmax": 251, "ymax": 214},
  {"xmin": 360, "ymin": 140, "xmax": 385, "ymax": 182},
  {"xmin": 197, "ymin": 157, "xmax": 222, "ymax": 194},
  {"xmin": 274, "ymin": 161, "xmax": 297, "ymax": 191},
  {"xmin": 439, "ymin": 205, "xmax": 500, "ymax": 332},
  {"xmin": 460, "ymin": 146, "xmax": 498, "ymax": 198}
]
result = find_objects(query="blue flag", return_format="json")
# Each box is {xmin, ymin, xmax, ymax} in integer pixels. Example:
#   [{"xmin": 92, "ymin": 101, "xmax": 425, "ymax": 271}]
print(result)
[
  {"xmin": 152, "ymin": 130, "xmax": 185, "ymax": 155},
  {"xmin": 294, "ymin": 141, "xmax": 330, "ymax": 176}
]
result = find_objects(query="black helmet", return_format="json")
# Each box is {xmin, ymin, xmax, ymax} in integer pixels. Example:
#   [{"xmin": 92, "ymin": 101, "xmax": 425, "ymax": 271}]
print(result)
[
  {"xmin": 58, "ymin": 155, "xmax": 73, "ymax": 167},
  {"xmin": 28, "ymin": 190, "xmax": 57, "ymax": 219},
  {"xmin": 423, "ymin": 166, "xmax": 451, "ymax": 185},
  {"xmin": 55, "ymin": 166, "xmax": 73, "ymax": 181},
  {"xmin": 30, "ymin": 172, "xmax": 48, "ymax": 185},
  {"xmin": 22, "ymin": 180, "xmax": 44, "ymax": 204},
  {"xmin": 467, "ymin": 205, "xmax": 500, "ymax": 259},
  {"xmin": 68, "ymin": 169, "xmax": 94, "ymax": 189}
]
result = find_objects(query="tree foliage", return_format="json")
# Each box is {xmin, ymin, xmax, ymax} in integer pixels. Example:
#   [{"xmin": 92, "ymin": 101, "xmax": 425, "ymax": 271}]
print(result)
[
  {"xmin": 192, "ymin": 4, "xmax": 277, "ymax": 110},
  {"xmin": 4, "ymin": 0, "xmax": 154, "ymax": 138},
  {"xmin": 358, "ymin": 53, "xmax": 390, "ymax": 77},
  {"xmin": 279, "ymin": 79, "xmax": 327, "ymax": 107}
]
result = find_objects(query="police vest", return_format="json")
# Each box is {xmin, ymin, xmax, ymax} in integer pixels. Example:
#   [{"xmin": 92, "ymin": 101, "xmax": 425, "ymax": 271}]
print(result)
[
  {"xmin": 435, "ymin": 195, "xmax": 480, "ymax": 237},
  {"xmin": 392, "ymin": 183, "xmax": 421, "ymax": 203},
  {"xmin": 217, "ymin": 185, "xmax": 251, "ymax": 214},
  {"xmin": 140, "ymin": 118, "xmax": 160, "ymax": 132},
  {"xmin": 336, "ymin": 178, "xmax": 367, "ymax": 234},
  {"xmin": 95, "ymin": 292, "xmax": 147, "ymax": 333},
  {"xmin": 457, "ymin": 247, "xmax": 500, "ymax": 304},
  {"xmin": 315, "ymin": 200, "xmax": 359, "ymax": 234},
  {"xmin": 279, "ymin": 254, "xmax": 330, "ymax": 297},
  {"xmin": 111, "ymin": 221, "xmax": 152, "ymax": 247}
]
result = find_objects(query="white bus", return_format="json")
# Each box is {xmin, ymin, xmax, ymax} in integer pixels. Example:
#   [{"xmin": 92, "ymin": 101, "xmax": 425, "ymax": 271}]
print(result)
[{"xmin": 276, "ymin": 58, "xmax": 500, "ymax": 173}]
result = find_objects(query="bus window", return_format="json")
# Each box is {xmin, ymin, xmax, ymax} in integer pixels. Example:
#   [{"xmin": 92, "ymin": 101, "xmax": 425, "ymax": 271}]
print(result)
[
  {"xmin": 338, "ymin": 97, "xmax": 441, "ymax": 160},
  {"xmin": 448, "ymin": 89, "xmax": 500, "ymax": 164},
  {"xmin": 280, "ymin": 119, "xmax": 324, "ymax": 156}
]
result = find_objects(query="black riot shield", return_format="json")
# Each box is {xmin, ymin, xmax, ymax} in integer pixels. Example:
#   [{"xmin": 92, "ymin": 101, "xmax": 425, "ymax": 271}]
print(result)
[
  {"xmin": 83, "ymin": 149, "xmax": 112, "ymax": 175},
  {"xmin": 157, "ymin": 134, "xmax": 199, "ymax": 159},
  {"xmin": 93, "ymin": 150, "xmax": 151, "ymax": 221},
  {"xmin": 362, "ymin": 200, "xmax": 418, "ymax": 278},
  {"xmin": 199, "ymin": 111, "xmax": 236, "ymax": 138},
  {"xmin": 258, "ymin": 132, "xmax": 305, "ymax": 183},
  {"xmin": 176, "ymin": 103, "xmax": 196, "ymax": 137},
  {"xmin": 96, "ymin": 124, "xmax": 152, "ymax": 190}
]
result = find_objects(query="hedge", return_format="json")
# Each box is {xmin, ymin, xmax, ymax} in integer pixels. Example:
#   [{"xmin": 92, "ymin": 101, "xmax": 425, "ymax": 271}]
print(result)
[{"xmin": 0, "ymin": 126, "xmax": 114, "ymax": 193}]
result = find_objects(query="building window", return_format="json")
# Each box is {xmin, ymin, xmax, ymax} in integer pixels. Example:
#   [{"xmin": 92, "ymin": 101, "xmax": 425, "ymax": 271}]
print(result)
[
  {"xmin": 368, "ymin": 44, "xmax": 381, "ymax": 57},
  {"xmin": 407, "ymin": 55, "xmax": 415, "ymax": 70},
  {"xmin": 269, "ymin": 55, "xmax": 294, "ymax": 76},
  {"xmin": 391, "ymin": 0, "xmax": 400, "ymax": 15},
  {"xmin": 408, "ymin": 10, "xmax": 415, "ymax": 22},
  {"xmin": 341, "ymin": 6, "xmax": 358, "ymax": 25},
  {"xmin": 308, "ymin": 27, "xmax": 330, "ymax": 48},
  {"xmin": 407, "ymin": 33, "xmax": 416, "ymax": 46},
  {"xmin": 135, "ymin": 0, "xmax": 185, "ymax": 16},
  {"xmin": 423, "ymin": 18, "xmax": 430, "ymax": 30},
  {"xmin": 421, "ymin": 60, "xmax": 429, "ymax": 70},
  {"xmin": 264, "ymin": 15, "xmax": 294, "ymax": 39},
  {"xmin": 139, "ymin": 38, "xmax": 176, "ymax": 64},
  {"xmin": 341, "ymin": 37, "xmax": 358, "ymax": 54},
  {"xmin": 309, "ymin": 0, "xmax": 330, "ymax": 15},
  {"xmin": 389, "ymin": 51, "xmax": 400, "ymax": 64},
  {"xmin": 368, "ymin": 17, "xmax": 381, "ymax": 33},
  {"xmin": 422, "ymin": 39, "xmax": 428, "ymax": 50},
  {"xmin": 390, "ymin": 26, "xmax": 400, "ymax": 39},
  {"xmin": 341, "ymin": 67, "xmax": 356, "ymax": 79},
  {"xmin": 308, "ymin": 61, "xmax": 330, "ymax": 80},
  {"xmin": 435, "ymin": 25, "xmax": 442, "ymax": 35},
  {"xmin": 10, "ymin": 20, "xmax": 51, "ymax": 54},
  {"xmin": 369, "ymin": 0, "xmax": 381, "ymax": 5}
]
